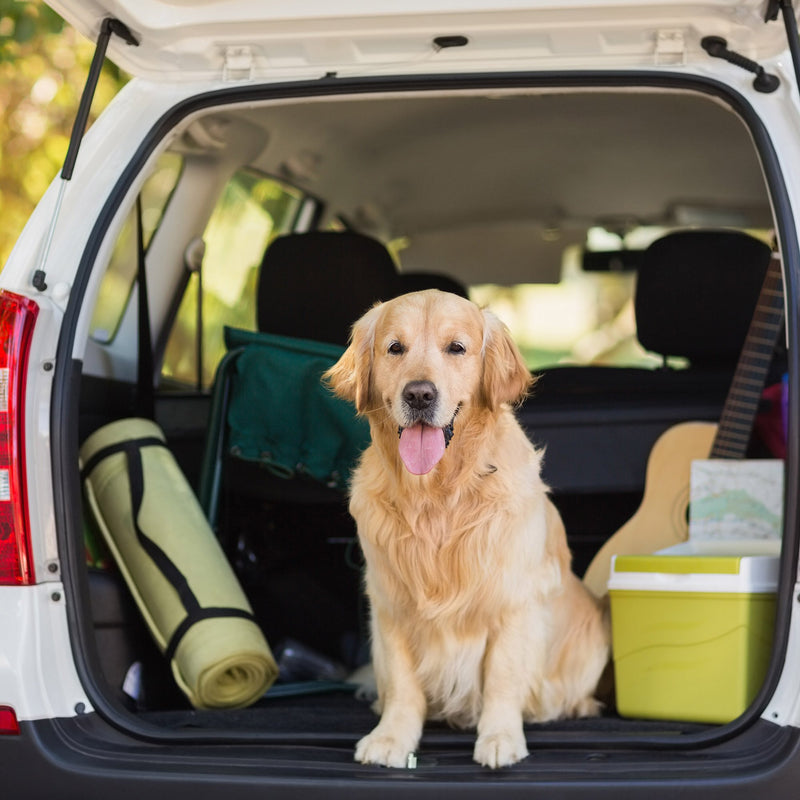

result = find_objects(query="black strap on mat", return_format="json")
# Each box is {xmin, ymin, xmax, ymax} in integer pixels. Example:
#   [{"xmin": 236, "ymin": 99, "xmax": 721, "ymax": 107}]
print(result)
[{"xmin": 82, "ymin": 436, "xmax": 256, "ymax": 662}]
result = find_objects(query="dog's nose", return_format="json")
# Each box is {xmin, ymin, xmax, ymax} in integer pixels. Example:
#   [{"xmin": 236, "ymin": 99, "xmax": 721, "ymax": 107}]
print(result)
[{"xmin": 403, "ymin": 380, "xmax": 438, "ymax": 411}]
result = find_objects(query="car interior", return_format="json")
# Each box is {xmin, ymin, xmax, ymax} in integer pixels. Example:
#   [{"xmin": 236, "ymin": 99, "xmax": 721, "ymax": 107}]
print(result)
[{"xmin": 74, "ymin": 83, "xmax": 787, "ymax": 753}]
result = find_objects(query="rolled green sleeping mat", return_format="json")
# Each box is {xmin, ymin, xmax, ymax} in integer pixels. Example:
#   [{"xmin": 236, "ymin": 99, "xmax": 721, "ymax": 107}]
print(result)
[{"xmin": 80, "ymin": 418, "xmax": 278, "ymax": 709}]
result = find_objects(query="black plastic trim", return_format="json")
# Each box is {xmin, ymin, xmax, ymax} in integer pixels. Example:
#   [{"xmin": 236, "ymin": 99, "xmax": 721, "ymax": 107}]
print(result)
[
  {"xmin": 4, "ymin": 715, "xmax": 800, "ymax": 797},
  {"xmin": 50, "ymin": 69, "xmax": 800, "ymax": 764}
]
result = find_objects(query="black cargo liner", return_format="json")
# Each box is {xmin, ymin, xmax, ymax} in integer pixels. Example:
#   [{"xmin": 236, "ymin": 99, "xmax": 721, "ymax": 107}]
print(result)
[{"xmin": 143, "ymin": 691, "xmax": 711, "ymax": 741}]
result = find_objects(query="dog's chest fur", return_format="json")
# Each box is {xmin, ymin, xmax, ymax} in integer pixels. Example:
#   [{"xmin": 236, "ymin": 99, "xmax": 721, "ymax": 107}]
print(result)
[
  {"xmin": 351, "ymin": 412, "xmax": 549, "ymax": 632},
  {"xmin": 374, "ymin": 492, "xmax": 506, "ymax": 622}
]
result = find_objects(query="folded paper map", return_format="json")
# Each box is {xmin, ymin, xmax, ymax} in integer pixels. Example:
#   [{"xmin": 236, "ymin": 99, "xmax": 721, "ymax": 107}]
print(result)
[{"xmin": 689, "ymin": 459, "xmax": 784, "ymax": 542}]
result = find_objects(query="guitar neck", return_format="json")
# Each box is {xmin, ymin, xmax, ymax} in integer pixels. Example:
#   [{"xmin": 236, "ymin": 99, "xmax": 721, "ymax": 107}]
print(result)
[{"xmin": 710, "ymin": 254, "xmax": 784, "ymax": 460}]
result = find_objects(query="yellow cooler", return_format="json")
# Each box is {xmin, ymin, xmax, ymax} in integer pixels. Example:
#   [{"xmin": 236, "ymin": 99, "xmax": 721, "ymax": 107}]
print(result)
[{"xmin": 608, "ymin": 541, "xmax": 779, "ymax": 724}]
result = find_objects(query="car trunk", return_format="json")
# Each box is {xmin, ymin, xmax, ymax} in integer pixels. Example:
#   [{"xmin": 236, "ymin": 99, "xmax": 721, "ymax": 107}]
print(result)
[
  {"xmin": 37, "ymin": 0, "xmax": 800, "ymax": 779},
  {"xmin": 67, "ymin": 84, "xmax": 786, "ymax": 755}
]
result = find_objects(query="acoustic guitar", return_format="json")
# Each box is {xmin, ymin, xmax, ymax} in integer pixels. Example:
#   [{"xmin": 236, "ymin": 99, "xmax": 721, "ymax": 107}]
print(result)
[{"xmin": 582, "ymin": 253, "xmax": 784, "ymax": 598}]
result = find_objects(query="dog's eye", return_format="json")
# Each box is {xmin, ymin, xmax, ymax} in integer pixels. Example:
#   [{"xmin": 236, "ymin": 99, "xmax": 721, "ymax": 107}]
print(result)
[
  {"xmin": 447, "ymin": 341, "xmax": 466, "ymax": 355},
  {"xmin": 388, "ymin": 341, "xmax": 405, "ymax": 355}
]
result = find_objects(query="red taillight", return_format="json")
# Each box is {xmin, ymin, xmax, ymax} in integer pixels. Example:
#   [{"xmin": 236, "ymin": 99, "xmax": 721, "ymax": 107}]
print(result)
[
  {"xmin": 0, "ymin": 291, "xmax": 38, "ymax": 586},
  {"xmin": 0, "ymin": 706, "xmax": 20, "ymax": 735}
]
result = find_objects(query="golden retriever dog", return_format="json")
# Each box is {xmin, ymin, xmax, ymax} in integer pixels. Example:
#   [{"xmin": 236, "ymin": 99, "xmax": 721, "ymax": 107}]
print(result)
[{"xmin": 324, "ymin": 289, "xmax": 609, "ymax": 769}]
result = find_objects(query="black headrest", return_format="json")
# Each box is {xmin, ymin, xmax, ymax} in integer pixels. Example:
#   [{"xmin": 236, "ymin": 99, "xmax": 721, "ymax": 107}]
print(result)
[
  {"xmin": 256, "ymin": 231, "xmax": 401, "ymax": 346},
  {"xmin": 634, "ymin": 230, "xmax": 771, "ymax": 365},
  {"xmin": 397, "ymin": 271, "xmax": 469, "ymax": 298}
]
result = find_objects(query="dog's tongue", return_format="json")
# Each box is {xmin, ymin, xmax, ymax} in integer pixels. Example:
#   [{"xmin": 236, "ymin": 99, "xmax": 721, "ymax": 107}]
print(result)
[{"xmin": 398, "ymin": 423, "xmax": 446, "ymax": 475}]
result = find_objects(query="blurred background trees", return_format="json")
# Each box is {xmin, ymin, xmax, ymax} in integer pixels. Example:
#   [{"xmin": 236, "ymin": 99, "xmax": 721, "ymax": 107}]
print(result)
[{"xmin": 0, "ymin": 0, "xmax": 126, "ymax": 266}]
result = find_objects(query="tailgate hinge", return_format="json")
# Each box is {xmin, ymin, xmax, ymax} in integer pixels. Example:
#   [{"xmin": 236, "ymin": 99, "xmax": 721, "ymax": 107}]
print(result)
[
  {"xmin": 654, "ymin": 29, "xmax": 686, "ymax": 66},
  {"xmin": 222, "ymin": 46, "xmax": 255, "ymax": 81}
]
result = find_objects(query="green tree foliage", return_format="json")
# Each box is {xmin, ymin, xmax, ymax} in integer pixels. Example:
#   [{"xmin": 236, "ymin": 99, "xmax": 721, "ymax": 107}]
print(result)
[{"xmin": 0, "ymin": 0, "xmax": 127, "ymax": 266}]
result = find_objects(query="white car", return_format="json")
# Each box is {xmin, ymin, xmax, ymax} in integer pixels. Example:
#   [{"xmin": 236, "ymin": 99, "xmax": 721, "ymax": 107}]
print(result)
[{"xmin": 2, "ymin": 0, "xmax": 800, "ymax": 795}]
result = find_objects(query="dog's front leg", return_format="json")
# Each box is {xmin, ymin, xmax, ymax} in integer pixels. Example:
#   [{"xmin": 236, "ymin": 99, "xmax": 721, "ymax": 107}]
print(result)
[
  {"xmin": 355, "ymin": 613, "xmax": 426, "ymax": 768},
  {"xmin": 474, "ymin": 614, "xmax": 536, "ymax": 769}
]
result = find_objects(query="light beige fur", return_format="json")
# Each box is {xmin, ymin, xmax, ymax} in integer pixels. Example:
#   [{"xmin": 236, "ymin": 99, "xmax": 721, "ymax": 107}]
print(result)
[{"xmin": 324, "ymin": 290, "xmax": 609, "ymax": 769}]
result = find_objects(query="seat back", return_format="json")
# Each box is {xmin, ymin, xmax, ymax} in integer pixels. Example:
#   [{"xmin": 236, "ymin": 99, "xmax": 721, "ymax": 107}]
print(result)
[
  {"xmin": 256, "ymin": 231, "xmax": 401, "ymax": 346},
  {"xmin": 634, "ymin": 229, "xmax": 771, "ymax": 367}
]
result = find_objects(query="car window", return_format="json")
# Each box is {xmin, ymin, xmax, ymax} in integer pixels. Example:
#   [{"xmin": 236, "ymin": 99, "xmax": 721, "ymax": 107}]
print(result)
[
  {"xmin": 471, "ymin": 226, "xmax": 773, "ymax": 371},
  {"xmin": 89, "ymin": 152, "xmax": 183, "ymax": 343},
  {"xmin": 160, "ymin": 170, "xmax": 303, "ymax": 389},
  {"xmin": 471, "ymin": 230, "xmax": 652, "ymax": 371}
]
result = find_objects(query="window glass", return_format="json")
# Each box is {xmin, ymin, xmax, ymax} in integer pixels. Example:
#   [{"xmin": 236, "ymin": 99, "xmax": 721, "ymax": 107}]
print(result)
[
  {"xmin": 469, "ymin": 227, "xmax": 661, "ymax": 371},
  {"xmin": 471, "ymin": 251, "xmax": 649, "ymax": 371},
  {"xmin": 89, "ymin": 153, "xmax": 183, "ymax": 343},
  {"xmin": 471, "ymin": 226, "xmax": 771, "ymax": 371},
  {"xmin": 160, "ymin": 171, "xmax": 303, "ymax": 389}
]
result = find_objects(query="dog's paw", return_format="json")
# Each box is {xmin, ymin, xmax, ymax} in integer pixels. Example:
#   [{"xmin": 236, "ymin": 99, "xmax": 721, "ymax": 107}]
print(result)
[
  {"xmin": 355, "ymin": 730, "xmax": 416, "ymax": 768},
  {"xmin": 473, "ymin": 730, "xmax": 529, "ymax": 769}
]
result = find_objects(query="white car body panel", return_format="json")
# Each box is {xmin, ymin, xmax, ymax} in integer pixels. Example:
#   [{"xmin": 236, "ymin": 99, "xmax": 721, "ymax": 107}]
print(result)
[{"xmin": 0, "ymin": 585, "xmax": 92, "ymax": 721}]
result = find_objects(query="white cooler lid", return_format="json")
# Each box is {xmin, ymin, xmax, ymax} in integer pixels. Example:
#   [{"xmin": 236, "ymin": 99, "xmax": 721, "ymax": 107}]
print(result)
[{"xmin": 608, "ymin": 540, "xmax": 780, "ymax": 594}]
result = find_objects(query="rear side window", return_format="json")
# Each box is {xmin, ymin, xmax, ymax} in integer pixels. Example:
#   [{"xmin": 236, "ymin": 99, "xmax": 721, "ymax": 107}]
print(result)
[
  {"xmin": 89, "ymin": 153, "xmax": 183, "ymax": 343},
  {"xmin": 160, "ymin": 171, "xmax": 303, "ymax": 389}
]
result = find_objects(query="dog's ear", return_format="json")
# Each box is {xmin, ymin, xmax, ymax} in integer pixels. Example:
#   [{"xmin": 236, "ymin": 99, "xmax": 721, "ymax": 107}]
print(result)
[
  {"xmin": 480, "ymin": 309, "xmax": 534, "ymax": 410},
  {"xmin": 323, "ymin": 302, "xmax": 382, "ymax": 413}
]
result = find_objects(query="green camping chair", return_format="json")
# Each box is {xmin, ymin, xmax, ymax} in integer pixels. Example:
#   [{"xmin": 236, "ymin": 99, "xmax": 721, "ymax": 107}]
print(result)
[{"xmin": 198, "ymin": 326, "xmax": 370, "ymax": 529}]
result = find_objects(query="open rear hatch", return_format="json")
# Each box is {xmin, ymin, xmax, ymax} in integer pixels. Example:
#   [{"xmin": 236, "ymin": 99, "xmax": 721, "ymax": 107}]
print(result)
[{"xmin": 43, "ymin": 0, "xmax": 800, "ymax": 782}]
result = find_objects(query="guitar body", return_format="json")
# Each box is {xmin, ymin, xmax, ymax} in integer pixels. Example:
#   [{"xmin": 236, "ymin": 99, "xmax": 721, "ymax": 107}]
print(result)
[{"xmin": 582, "ymin": 421, "xmax": 718, "ymax": 598}]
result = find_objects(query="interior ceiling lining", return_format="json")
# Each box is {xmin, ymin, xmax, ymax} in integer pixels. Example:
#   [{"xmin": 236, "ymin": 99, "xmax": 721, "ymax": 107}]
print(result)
[
  {"xmin": 246, "ymin": 90, "xmax": 767, "ymax": 222},
  {"xmin": 223, "ymin": 87, "xmax": 771, "ymax": 282}
]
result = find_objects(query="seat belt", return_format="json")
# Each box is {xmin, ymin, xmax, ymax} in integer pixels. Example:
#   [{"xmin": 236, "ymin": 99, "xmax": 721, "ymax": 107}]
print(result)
[{"xmin": 136, "ymin": 195, "xmax": 155, "ymax": 419}]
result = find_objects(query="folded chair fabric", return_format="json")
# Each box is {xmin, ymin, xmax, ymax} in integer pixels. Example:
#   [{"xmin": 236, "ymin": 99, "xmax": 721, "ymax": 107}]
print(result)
[
  {"xmin": 81, "ymin": 418, "xmax": 278, "ymax": 709},
  {"xmin": 222, "ymin": 326, "xmax": 370, "ymax": 490}
]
